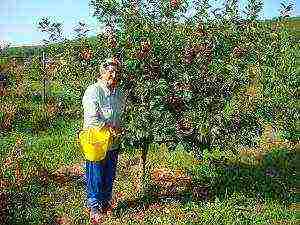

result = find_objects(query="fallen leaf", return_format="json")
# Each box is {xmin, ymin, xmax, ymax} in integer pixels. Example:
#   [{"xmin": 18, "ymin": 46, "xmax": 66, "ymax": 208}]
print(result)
[
  {"xmin": 55, "ymin": 214, "xmax": 72, "ymax": 225},
  {"xmin": 133, "ymin": 211, "xmax": 144, "ymax": 222}
]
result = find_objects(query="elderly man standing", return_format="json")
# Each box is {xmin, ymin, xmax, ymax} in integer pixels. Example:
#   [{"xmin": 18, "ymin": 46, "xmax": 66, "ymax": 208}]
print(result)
[{"xmin": 82, "ymin": 57, "xmax": 124, "ymax": 224}]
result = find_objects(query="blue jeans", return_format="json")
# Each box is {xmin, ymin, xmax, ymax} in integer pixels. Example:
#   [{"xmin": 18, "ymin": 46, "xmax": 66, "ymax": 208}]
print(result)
[{"xmin": 85, "ymin": 149, "xmax": 119, "ymax": 209}]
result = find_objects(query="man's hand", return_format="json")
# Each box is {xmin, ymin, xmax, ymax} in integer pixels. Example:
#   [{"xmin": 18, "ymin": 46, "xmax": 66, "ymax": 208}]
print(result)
[
  {"xmin": 111, "ymin": 127, "xmax": 124, "ymax": 137},
  {"xmin": 104, "ymin": 123, "xmax": 123, "ymax": 137},
  {"xmin": 109, "ymin": 127, "xmax": 117, "ymax": 137}
]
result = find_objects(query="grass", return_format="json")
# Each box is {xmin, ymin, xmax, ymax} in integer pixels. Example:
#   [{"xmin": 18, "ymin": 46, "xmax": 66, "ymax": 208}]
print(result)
[{"xmin": 0, "ymin": 117, "xmax": 298, "ymax": 225}]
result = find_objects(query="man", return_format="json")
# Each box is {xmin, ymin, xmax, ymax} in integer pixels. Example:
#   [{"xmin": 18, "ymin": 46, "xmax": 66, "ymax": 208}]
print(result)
[{"xmin": 82, "ymin": 57, "xmax": 124, "ymax": 224}]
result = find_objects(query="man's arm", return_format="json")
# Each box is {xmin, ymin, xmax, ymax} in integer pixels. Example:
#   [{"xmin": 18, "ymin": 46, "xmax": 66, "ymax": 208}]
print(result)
[{"xmin": 82, "ymin": 86, "xmax": 106, "ymax": 129}]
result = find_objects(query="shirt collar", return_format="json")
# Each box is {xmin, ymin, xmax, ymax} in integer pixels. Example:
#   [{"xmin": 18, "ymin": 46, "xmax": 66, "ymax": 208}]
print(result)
[
  {"xmin": 97, "ymin": 79, "xmax": 118, "ymax": 96},
  {"xmin": 97, "ymin": 79, "xmax": 110, "ymax": 95}
]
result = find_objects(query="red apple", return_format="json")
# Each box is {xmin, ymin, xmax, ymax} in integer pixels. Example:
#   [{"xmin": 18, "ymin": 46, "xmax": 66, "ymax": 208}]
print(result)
[{"xmin": 171, "ymin": 0, "xmax": 178, "ymax": 8}]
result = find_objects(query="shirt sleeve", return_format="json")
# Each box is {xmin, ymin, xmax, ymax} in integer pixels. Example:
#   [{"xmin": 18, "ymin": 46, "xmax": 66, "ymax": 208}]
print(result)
[{"xmin": 82, "ymin": 86, "xmax": 106, "ymax": 129}]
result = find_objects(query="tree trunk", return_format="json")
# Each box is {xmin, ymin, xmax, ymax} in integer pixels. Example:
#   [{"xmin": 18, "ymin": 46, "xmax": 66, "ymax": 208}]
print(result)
[{"xmin": 140, "ymin": 138, "xmax": 150, "ymax": 195}]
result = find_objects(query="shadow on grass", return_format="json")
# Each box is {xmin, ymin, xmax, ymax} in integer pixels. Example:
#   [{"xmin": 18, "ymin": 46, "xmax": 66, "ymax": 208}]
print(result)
[
  {"xmin": 2, "ymin": 179, "xmax": 55, "ymax": 225},
  {"xmin": 200, "ymin": 148, "xmax": 296, "ymax": 204},
  {"xmin": 113, "ymin": 186, "xmax": 195, "ymax": 217},
  {"xmin": 2, "ymin": 166, "xmax": 86, "ymax": 225},
  {"xmin": 113, "ymin": 147, "xmax": 296, "ymax": 217}
]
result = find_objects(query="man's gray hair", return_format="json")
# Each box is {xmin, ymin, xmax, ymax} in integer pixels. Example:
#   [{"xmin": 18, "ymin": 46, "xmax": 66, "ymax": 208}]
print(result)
[{"xmin": 101, "ymin": 58, "xmax": 114, "ymax": 68}]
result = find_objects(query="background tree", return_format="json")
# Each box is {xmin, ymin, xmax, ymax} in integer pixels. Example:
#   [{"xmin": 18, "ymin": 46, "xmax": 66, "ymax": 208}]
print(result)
[
  {"xmin": 279, "ymin": 1, "xmax": 295, "ymax": 18},
  {"xmin": 224, "ymin": 0, "xmax": 240, "ymax": 21},
  {"xmin": 38, "ymin": 17, "xmax": 65, "ymax": 45},
  {"xmin": 73, "ymin": 21, "xmax": 91, "ymax": 40},
  {"xmin": 243, "ymin": 0, "xmax": 263, "ymax": 20},
  {"xmin": 37, "ymin": 17, "xmax": 65, "ymax": 104}
]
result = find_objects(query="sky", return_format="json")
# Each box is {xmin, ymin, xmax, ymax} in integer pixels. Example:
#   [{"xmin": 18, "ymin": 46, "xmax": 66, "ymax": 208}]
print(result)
[{"xmin": 0, "ymin": 0, "xmax": 299, "ymax": 47}]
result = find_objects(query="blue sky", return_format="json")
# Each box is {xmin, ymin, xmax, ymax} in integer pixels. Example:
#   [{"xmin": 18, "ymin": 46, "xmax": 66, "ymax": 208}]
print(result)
[{"xmin": 0, "ymin": 0, "xmax": 298, "ymax": 47}]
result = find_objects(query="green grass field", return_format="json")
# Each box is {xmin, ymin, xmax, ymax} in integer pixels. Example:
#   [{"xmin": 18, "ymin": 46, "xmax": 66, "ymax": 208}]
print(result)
[{"xmin": 0, "ymin": 117, "xmax": 298, "ymax": 225}]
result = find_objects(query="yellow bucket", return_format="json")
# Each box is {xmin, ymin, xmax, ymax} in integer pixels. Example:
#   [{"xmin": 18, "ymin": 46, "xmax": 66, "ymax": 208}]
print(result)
[{"xmin": 78, "ymin": 127, "xmax": 113, "ymax": 161}]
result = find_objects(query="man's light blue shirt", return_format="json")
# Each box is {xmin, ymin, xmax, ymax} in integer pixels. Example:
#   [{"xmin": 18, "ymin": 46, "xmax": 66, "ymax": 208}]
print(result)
[{"xmin": 82, "ymin": 80, "xmax": 125, "ymax": 150}]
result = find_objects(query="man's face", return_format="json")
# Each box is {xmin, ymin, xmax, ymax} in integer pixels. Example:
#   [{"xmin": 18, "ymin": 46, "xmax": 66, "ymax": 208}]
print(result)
[{"xmin": 102, "ymin": 64, "xmax": 117, "ymax": 85}]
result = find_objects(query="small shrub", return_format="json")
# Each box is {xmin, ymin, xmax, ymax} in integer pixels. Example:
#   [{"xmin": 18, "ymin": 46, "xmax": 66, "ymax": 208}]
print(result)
[
  {"xmin": 30, "ymin": 106, "xmax": 54, "ymax": 133},
  {"xmin": 12, "ymin": 103, "xmax": 33, "ymax": 133}
]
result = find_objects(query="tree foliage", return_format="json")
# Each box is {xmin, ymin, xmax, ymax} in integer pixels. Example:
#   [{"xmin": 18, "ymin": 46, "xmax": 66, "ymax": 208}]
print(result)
[
  {"xmin": 85, "ymin": 0, "xmax": 298, "ymax": 158},
  {"xmin": 37, "ymin": 17, "xmax": 65, "ymax": 45},
  {"xmin": 1, "ymin": 1, "xmax": 297, "ymax": 159}
]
